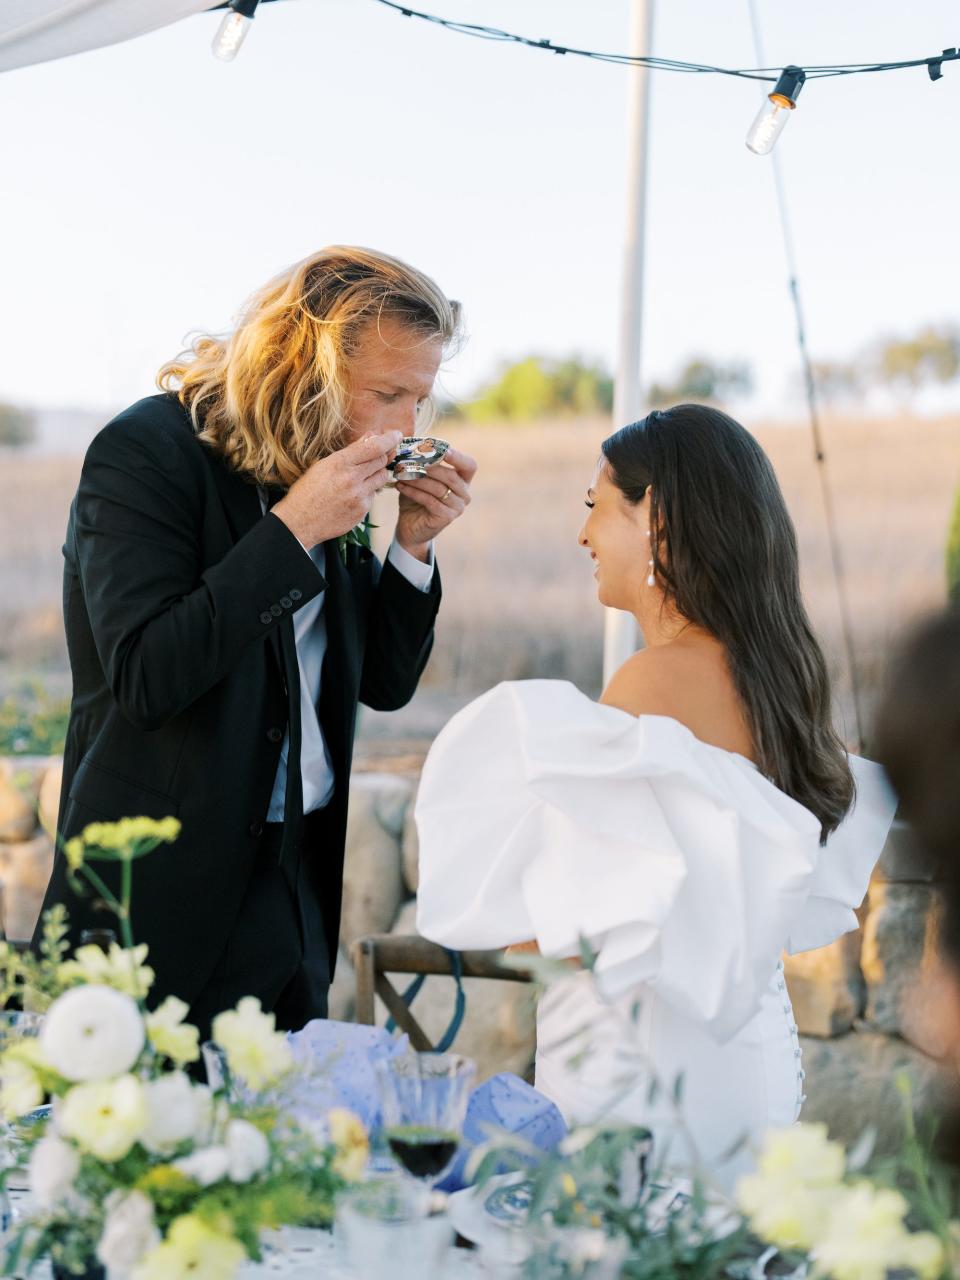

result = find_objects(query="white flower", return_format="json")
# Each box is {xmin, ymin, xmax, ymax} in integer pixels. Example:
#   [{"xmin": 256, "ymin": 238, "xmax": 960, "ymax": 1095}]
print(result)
[
  {"xmin": 59, "ymin": 1075, "xmax": 147, "ymax": 1161},
  {"xmin": 96, "ymin": 1190, "xmax": 160, "ymax": 1274},
  {"xmin": 40, "ymin": 985, "xmax": 144, "ymax": 1082},
  {"xmin": 145, "ymin": 997, "xmax": 200, "ymax": 1065},
  {"xmin": 27, "ymin": 1135, "xmax": 80, "ymax": 1209},
  {"xmin": 212, "ymin": 997, "xmax": 292, "ymax": 1090},
  {"xmin": 224, "ymin": 1119, "xmax": 270, "ymax": 1182},
  {"xmin": 173, "ymin": 1145, "xmax": 231, "ymax": 1187},
  {"xmin": 58, "ymin": 943, "xmax": 155, "ymax": 999},
  {"xmin": 140, "ymin": 1073, "xmax": 211, "ymax": 1156}
]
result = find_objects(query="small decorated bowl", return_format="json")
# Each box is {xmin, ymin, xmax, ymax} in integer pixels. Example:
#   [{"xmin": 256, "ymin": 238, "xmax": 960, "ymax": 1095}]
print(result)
[{"xmin": 387, "ymin": 436, "xmax": 450, "ymax": 479}]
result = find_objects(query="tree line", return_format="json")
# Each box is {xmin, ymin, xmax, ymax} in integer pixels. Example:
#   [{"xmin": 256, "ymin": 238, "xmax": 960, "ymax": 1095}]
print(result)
[{"xmin": 443, "ymin": 323, "xmax": 960, "ymax": 424}]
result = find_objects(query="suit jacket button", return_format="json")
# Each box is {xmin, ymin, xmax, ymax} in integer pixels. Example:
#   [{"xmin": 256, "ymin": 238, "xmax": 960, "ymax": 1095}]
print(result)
[
  {"xmin": 280, "ymin": 595, "xmax": 292, "ymax": 609},
  {"xmin": 259, "ymin": 611, "xmax": 272, "ymax": 625},
  {"xmin": 289, "ymin": 588, "xmax": 302, "ymax": 601},
  {"xmin": 270, "ymin": 604, "xmax": 283, "ymax": 617},
  {"xmin": 266, "ymin": 726, "xmax": 283, "ymax": 743},
  {"xmin": 248, "ymin": 821, "xmax": 264, "ymax": 838}
]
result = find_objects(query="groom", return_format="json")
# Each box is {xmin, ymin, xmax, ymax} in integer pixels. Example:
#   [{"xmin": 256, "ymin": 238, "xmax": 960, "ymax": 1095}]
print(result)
[{"xmin": 36, "ymin": 247, "xmax": 474, "ymax": 1035}]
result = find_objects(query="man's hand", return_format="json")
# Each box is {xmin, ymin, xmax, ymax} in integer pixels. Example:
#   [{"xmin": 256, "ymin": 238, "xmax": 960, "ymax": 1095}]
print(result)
[
  {"xmin": 394, "ymin": 446, "xmax": 478, "ymax": 561},
  {"xmin": 272, "ymin": 431, "xmax": 402, "ymax": 550}
]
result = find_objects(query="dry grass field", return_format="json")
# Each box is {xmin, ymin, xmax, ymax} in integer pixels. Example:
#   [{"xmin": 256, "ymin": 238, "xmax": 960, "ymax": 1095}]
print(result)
[{"xmin": 2, "ymin": 413, "xmax": 958, "ymax": 761}]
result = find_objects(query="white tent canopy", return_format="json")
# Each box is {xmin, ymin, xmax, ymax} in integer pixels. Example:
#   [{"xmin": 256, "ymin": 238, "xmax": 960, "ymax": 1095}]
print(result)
[{"xmin": 0, "ymin": 0, "xmax": 215, "ymax": 74}]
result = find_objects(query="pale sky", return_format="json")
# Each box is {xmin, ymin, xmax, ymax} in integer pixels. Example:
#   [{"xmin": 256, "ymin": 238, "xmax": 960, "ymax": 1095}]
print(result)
[{"xmin": 1, "ymin": 0, "xmax": 958, "ymax": 420}]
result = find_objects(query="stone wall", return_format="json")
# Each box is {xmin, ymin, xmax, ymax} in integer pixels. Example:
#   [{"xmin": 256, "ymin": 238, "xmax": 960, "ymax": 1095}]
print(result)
[
  {"xmin": 786, "ymin": 820, "xmax": 947, "ymax": 1148},
  {"xmin": 0, "ymin": 759, "xmax": 944, "ymax": 1129}
]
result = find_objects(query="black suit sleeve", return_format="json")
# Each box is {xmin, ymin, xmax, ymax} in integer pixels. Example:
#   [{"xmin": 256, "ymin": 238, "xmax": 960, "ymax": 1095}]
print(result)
[
  {"xmin": 359, "ymin": 556, "xmax": 441, "ymax": 712},
  {"xmin": 73, "ymin": 420, "xmax": 325, "ymax": 730}
]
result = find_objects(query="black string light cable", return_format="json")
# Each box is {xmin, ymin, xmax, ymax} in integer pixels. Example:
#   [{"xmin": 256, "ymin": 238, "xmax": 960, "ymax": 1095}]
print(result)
[
  {"xmin": 211, "ymin": 0, "xmax": 960, "ymax": 111},
  {"xmin": 745, "ymin": 0, "xmax": 865, "ymax": 750},
  {"xmin": 373, "ymin": 0, "xmax": 960, "ymax": 86}
]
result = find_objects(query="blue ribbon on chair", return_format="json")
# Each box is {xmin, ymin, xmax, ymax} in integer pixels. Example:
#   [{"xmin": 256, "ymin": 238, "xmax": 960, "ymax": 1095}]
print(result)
[{"xmin": 385, "ymin": 948, "xmax": 466, "ymax": 1053}]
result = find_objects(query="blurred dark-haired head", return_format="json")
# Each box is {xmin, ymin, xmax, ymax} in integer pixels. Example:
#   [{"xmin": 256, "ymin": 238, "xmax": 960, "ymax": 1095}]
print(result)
[
  {"xmin": 875, "ymin": 608, "xmax": 960, "ymax": 963},
  {"xmin": 598, "ymin": 403, "xmax": 854, "ymax": 840}
]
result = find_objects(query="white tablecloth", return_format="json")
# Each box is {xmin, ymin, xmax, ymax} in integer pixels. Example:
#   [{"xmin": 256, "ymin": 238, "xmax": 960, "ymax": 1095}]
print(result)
[{"xmin": 8, "ymin": 1191, "xmax": 487, "ymax": 1279}]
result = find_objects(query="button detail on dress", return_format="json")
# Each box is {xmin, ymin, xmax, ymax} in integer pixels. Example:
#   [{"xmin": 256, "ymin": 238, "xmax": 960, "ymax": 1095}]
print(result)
[
  {"xmin": 266, "ymin": 727, "xmax": 283, "ymax": 743},
  {"xmin": 289, "ymin": 588, "xmax": 302, "ymax": 601},
  {"xmin": 248, "ymin": 821, "xmax": 264, "ymax": 838},
  {"xmin": 280, "ymin": 595, "xmax": 292, "ymax": 609},
  {"xmin": 259, "ymin": 611, "xmax": 272, "ymax": 625},
  {"xmin": 270, "ymin": 603, "xmax": 283, "ymax": 617}
]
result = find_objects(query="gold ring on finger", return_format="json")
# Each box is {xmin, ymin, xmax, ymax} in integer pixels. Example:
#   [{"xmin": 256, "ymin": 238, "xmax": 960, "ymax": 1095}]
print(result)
[{"xmin": 442, "ymin": 487, "xmax": 453, "ymax": 501}]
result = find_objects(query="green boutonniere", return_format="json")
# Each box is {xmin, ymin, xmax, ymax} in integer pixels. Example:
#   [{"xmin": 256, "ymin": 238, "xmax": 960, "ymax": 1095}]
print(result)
[{"xmin": 338, "ymin": 513, "xmax": 378, "ymax": 564}]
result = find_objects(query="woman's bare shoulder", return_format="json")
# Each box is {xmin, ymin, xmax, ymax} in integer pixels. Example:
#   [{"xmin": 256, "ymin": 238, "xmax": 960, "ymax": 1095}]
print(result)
[
  {"xmin": 599, "ymin": 647, "xmax": 687, "ymax": 719},
  {"xmin": 599, "ymin": 644, "xmax": 755, "ymax": 760}
]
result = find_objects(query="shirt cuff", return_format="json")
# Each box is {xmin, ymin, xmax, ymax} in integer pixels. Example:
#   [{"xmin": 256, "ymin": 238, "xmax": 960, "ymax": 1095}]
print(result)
[{"xmin": 387, "ymin": 537, "xmax": 435, "ymax": 592}]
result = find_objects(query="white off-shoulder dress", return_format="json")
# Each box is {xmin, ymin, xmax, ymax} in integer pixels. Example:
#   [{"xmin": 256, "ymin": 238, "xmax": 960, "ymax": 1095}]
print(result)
[{"xmin": 415, "ymin": 681, "xmax": 896, "ymax": 1189}]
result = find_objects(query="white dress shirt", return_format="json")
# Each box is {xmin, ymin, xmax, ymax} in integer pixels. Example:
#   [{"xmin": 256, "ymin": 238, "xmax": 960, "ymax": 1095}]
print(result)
[{"xmin": 260, "ymin": 495, "xmax": 434, "ymax": 821}]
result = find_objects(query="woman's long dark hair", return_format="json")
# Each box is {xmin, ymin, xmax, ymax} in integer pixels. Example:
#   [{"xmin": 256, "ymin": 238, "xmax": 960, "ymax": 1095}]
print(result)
[{"xmin": 602, "ymin": 403, "xmax": 854, "ymax": 840}]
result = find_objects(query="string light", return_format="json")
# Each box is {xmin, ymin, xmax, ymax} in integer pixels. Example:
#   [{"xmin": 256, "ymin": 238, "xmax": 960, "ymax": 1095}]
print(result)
[
  {"xmin": 745, "ymin": 66, "xmax": 805, "ymax": 155},
  {"xmin": 212, "ymin": 0, "xmax": 259, "ymax": 62}
]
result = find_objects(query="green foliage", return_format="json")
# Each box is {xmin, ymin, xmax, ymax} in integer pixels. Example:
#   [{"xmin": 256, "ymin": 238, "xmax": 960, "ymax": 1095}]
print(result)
[
  {"xmin": 0, "ymin": 403, "xmax": 36, "ymax": 449},
  {"xmin": 947, "ymin": 485, "xmax": 960, "ymax": 604},
  {"xmin": 0, "ymin": 905, "xmax": 71, "ymax": 1012},
  {"xmin": 648, "ymin": 358, "xmax": 753, "ymax": 408},
  {"xmin": 0, "ymin": 682, "xmax": 70, "ymax": 755},
  {"xmin": 874, "ymin": 326, "xmax": 960, "ymax": 397},
  {"xmin": 458, "ymin": 356, "xmax": 614, "ymax": 423}
]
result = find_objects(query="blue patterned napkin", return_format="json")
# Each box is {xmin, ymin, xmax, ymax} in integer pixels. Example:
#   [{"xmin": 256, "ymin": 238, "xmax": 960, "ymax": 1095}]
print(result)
[{"xmin": 438, "ymin": 1072, "xmax": 568, "ymax": 1192}]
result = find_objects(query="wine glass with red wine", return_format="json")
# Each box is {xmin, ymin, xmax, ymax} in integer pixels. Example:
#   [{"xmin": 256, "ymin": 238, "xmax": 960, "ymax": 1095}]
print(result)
[{"xmin": 376, "ymin": 1052, "xmax": 476, "ymax": 1186}]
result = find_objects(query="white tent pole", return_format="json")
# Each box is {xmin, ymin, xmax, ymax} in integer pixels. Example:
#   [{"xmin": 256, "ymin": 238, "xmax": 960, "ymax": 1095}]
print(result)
[{"xmin": 603, "ymin": 0, "xmax": 654, "ymax": 687}]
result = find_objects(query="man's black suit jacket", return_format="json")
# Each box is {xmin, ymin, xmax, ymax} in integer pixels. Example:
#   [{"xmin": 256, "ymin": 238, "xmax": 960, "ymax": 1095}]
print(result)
[{"xmin": 35, "ymin": 394, "xmax": 441, "ymax": 1008}]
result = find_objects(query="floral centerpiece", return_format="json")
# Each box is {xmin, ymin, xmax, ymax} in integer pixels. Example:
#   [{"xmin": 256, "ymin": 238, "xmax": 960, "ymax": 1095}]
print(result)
[{"xmin": 0, "ymin": 818, "xmax": 369, "ymax": 1279}]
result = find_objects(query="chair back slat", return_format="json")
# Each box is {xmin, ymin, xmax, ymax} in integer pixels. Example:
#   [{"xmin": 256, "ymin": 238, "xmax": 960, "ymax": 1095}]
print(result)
[{"xmin": 351, "ymin": 934, "xmax": 532, "ymax": 1053}]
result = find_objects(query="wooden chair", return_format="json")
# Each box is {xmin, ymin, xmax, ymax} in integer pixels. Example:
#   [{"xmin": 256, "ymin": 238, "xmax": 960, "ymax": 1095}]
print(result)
[{"xmin": 351, "ymin": 934, "xmax": 532, "ymax": 1052}]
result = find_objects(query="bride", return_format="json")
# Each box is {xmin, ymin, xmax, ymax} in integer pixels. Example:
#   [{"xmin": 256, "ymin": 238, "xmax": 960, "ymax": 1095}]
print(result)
[{"xmin": 414, "ymin": 403, "xmax": 896, "ymax": 1189}]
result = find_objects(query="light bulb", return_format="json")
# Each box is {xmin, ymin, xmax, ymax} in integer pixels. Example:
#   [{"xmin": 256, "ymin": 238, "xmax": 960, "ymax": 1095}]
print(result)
[
  {"xmin": 745, "ymin": 66, "xmax": 806, "ymax": 156},
  {"xmin": 212, "ymin": 7, "xmax": 254, "ymax": 62}
]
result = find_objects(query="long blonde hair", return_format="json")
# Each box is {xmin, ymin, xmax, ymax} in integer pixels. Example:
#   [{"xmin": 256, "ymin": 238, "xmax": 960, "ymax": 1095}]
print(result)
[{"xmin": 157, "ymin": 246, "xmax": 461, "ymax": 486}]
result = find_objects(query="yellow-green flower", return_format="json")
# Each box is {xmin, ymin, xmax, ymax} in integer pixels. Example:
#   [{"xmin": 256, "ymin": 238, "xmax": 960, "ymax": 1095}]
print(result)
[
  {"xmin": 58, "ymin": 942, "xmax": 155, "ymax": 999},
  {"xmin": 899, "ymin": 1230, "xmax": 947, "ymax": 1280},
  {"xmin": 64, "ymin": 837, "xmax": 84, "ymax": 871},
  {"xmin": 0, "ymin": 1049, "xmax": 44, "ymax": 1121},
  {"xmin": 145, "ymin": 996, "xmax": 200, "ymax": 1065},
  {"xmin": 814, "ymin": 1183, "xmax": 941, "ymax": 1280},
  {"xmin": 738, "ymin": 1175, "xmax": 834, "ymax": 1252},
  {"xmin": 756, "ymin": 1123, "xmax": 845, "ymax": 1184},
  {"xmin": 328, "ymin": 1108, "xmax": 369, "ymax": 1181},
  {"xmin": 135, "ymin": 1165, "xmax": 197, "ymax": 1198},
  {"xmin": 737, "ymin": 1124, "xmax": 847, "ymax": 1252},
  {"xmin": 59, "ymin": 1074, "xmax": 148, "ymax": 1161},
  {"xmin": 212, "ymin": 997, "xmax": 292, "ymax": 1091},
  {"xmin": 80, "ymin": 816, "xmax": 182, "ymax": 857},
  {"xmin": 132, "ymin": 1214, "xmax": 245, "ymax": 1280}
]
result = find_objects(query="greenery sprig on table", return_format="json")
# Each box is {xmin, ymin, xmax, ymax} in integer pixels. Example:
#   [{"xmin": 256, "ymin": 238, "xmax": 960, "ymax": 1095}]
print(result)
[{"xmin": 0, "ymin": 817, "xmax": 369, "ymax": 1279}]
